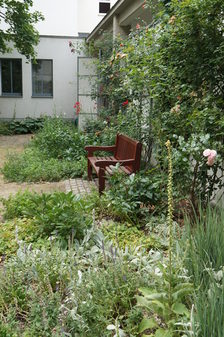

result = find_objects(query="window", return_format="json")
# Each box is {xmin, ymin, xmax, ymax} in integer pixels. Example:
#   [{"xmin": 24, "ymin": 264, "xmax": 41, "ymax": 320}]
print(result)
[
  {"xmin": 99, "ymin": 2, "xmax": 110, "ymax": 14},
  {"xmin": 0, "ymin": 59, "xmax": 22, "ymax": 96},
  {"xmin": 32, "ymin": 59, "xmax": 53, "ymax": 97}
]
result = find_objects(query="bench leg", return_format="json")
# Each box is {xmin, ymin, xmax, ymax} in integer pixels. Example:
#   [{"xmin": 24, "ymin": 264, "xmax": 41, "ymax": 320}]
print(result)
[
  {"xmin": 99, "ymin": 167, "xmax": 105, "ymax": 195},
  {"xmin": 87, "ymin": 159, "xmax": 92, "ymax": 180}
]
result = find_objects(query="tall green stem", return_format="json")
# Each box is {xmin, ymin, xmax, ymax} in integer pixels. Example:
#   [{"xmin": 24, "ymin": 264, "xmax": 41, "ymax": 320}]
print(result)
[{"xmin": 166, "ymin": 140, "xmax": 173, "ymax": 313}]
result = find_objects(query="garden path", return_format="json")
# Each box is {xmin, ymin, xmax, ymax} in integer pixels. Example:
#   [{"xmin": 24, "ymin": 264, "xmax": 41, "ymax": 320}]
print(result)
[{"xmin": 0, "ymin": 134, "xmax": 65, "ymax": 201}]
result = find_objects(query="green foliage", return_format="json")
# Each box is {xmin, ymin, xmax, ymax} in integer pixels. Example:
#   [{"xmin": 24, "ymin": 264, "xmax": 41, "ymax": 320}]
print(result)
[
  {"xmin": 0, "ymin": 122, "xmax": 12, "ymax": 135},
  {"xmin": 193, "ymin": 272, "xmax": 224, "ymax": 337},
  {"xmin": 183, "ymin": 205, "xmax": 224, "ymax": 287},
  {"xmin": 9, "ymin": 117, "xmax": 44, "ymax": 134},
  {"xmin": 170, "ymin": 133, "xmax": 224, "ymax": 205},
  {"xmin": 89, "ymin": 0, "xmax": 224, "ymax": 202},
  {"xmin": 0, "ymin": 118, "xmax": 44, "ymax": 135},
  {"xmin": 103, "ymin": 170, "xmax": 167, "ymax": 223},
  {"xmin": 32, "ymin": 117, "xmax": 86, "ymax": 160},
  {"xmin": 2, "ymin": 148, "xmax": 86, "ymax": 182},
  {"xmin": 182, "ymin": 205, "xmax": 224, "ymax": 336},
  {"xmin": 0, "ymin": 218, "xmax": 36, "ymax": 257},
  {"xmin": 0, "ymin": 0, "xmax": 44, "ymax": 59},
  {"xmin": 1, "ymin": 191, "xmax": 92, "ymax": 244},
  {"xmin": 2, "ymin": 117, "xmax": 87, "ymax": 182},
  {"xmin": 84, "ymin": 109, "xmax": 146, "ymax": 149},
  {"xmin": 0, "ymin": 234, "xmax": 154, "ymax": 336},
  {"xmin": 102, "ymin": 221, "xmax": 165, "ymax": 251}
]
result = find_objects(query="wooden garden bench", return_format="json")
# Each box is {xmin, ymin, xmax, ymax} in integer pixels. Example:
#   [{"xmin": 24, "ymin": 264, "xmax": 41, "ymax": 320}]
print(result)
[{"xmin": 85, "ymin": 133, "xmax": 142, "ymax": 194}]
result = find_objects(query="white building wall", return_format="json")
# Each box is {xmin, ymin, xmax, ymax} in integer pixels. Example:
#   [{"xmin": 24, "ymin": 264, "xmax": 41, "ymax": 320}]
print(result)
[
  {"xmin": 77, "ymin": 0, "xmax": 117, "ymax": 34},
  {"xmin": 0, "ymin": 0, "xmax": 117, "ymax": 120},
  {"xmin": 0, "ymin": 37, "xmax": 84, "ymax": 120},
  {"xmin": 33, "ymin": 0, "xmax": 78, "ymax": 36}
]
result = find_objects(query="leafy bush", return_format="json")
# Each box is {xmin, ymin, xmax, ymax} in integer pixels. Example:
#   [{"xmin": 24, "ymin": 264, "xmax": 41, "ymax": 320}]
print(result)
[
  {"xmin": 1, "ymin": 191, "xmax": 92, "ymax": 244},
  {"xmin": 89, "ymin": 0, "xmax": 224, "ymax": 202},
  {"xmin": 32, "ymin": 117, "xmax": 86, "ymax": 160},
  {"xmin": 2, "ymin": 148, "xmax": 87, "ymax": 182},
  {"xmin": 0, "ymin": 122, "xmax": 12, "ymax": 135},
  {"xmin": 84, "ymin": 109, "xmax": 145, "ymax": 149},
  {"xmin": 103, "ymin": 169, "xmax": 167, "ymax": 222},
  {"xmin": 9, "ymin": 117, "xmax": 45, "ymax": 134}
]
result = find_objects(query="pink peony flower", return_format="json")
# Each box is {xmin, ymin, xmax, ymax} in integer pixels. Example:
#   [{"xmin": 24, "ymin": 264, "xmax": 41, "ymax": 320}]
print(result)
[{"xmin": 203, "ymin": 149, "xmax": 217, "ymax": 166}]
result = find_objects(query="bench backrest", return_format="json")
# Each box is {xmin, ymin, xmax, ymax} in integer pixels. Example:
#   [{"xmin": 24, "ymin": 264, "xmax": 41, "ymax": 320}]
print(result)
[{"xmin": 114, "ymin": 134, "xmax": 142, "ymax": 172}]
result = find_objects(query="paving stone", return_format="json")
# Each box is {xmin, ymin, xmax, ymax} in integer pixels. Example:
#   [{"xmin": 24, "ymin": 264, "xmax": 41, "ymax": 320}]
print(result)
[{"xmin": 65, "ymin": 178, "xmax": 97, "ymax": 196}]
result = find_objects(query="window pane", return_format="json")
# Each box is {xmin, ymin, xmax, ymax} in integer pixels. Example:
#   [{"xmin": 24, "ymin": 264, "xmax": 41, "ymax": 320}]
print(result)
[
  {"xmin": 2, "ymin": 60, "xmax": 12, "ymax": 94},
  {"xmin": 12, "ymin": 60, "xmax": 22, "ymax": 94},
  {"xmin": 1, "ymin": 59, "xmax": 22, "ymax": 95},
  {"xmin": 99, "ymin": 2, "xmax": 110, "ymax": 13},
  {"xmin": 32, "ymin": 60, "xmax": 53, "ymax": 96},
  {"xmin": 43, "ymin": 76, "xmax": 53, "ymax": 95}
]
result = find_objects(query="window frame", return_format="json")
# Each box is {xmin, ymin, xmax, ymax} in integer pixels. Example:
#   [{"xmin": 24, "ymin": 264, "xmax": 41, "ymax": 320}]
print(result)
[
  {"xmin": 32, "ymin": 59, "xmax": 53, "ymax": 98},
  {"xmin": 0, "ymin": 58, "xmax": 23, "ymax": 97}
]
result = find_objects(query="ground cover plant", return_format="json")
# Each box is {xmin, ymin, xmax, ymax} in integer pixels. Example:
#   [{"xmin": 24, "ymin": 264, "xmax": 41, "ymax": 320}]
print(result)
[
  {"xmin": 0, "ymin": 118, "xmax": 45, "ymax": 136},
  {"xmin": 2, "ymin": 117, "xmax": 87, "ymax": 182},
  {"xmin": 0, "ymin": 141, "xmax": 192, "ymax": 337},
  {"xmin": 0, "ymin": 190, "xmax": 92, "ymax": 253},
  {"xmin": 0, "ymin": 140, "xmax": 223, "ymax": 336}
]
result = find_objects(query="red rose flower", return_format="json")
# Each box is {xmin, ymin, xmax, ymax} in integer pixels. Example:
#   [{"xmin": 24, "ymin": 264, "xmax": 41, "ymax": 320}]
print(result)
[
  {"xmin": 74, "ymin": 102, "xmax": 81, "ymax": 115},
  {"xmin": 122, "ymin": 100, "xmax": 129, "ymax": 106}
]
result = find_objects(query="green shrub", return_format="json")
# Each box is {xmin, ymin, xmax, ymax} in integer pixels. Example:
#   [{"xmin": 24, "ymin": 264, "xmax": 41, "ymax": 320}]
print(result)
[
  {"xmin": 0, "ymin": 122, "xmax": 12, "ymax": 135},
  {"xmin": 32, "ymin": 117, "xmax": 86, "ymax": 160},
  {"xmin": 9, "ymin": 117, "xmax": 44, "ymax": 134},
  {"xmin": 2, "ymin": 148, "xmax": 86, "ymax": 182},
  {"xmin": 1, "ymin": 191, "xmax": 92, "ymax": 244},
  {"xmin": 2, "ymin": 190, "xmax": 46, "ymax": 220},
  {"xmin": 84, "ymin": 110, "xmax": 144, "ymax": 148},
  {"xmin": 103, "ymin": 169, "xmax": 167, "ymax": 223},
  {"xmin": 2, "ymin": 117, "xmax": 88, "ymax": 182}
]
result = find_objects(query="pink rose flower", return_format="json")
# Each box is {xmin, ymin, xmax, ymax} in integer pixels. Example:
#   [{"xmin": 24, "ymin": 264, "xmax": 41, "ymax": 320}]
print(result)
[{"xmin": 203, "ymin": 149, "xmax": 217, "ymax": 166}]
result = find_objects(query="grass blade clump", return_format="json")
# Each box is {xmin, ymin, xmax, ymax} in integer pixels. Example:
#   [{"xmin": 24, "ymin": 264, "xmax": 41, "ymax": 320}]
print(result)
[{"xmin": 182, "ymin": 205, "xmax": 224, "ymax": 336}]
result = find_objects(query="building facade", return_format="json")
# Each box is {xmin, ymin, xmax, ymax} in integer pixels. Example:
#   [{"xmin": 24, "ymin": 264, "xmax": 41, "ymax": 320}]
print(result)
[{"xmin": 0, "ymin": 0, "xmax": 116, "ymax": 121}]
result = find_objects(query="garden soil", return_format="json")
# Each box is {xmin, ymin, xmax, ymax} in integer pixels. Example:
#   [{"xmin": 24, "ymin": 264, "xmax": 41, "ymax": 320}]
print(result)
[{"xmin": 0, "ymin": 134, "xmax": 65, "ymax": 203}]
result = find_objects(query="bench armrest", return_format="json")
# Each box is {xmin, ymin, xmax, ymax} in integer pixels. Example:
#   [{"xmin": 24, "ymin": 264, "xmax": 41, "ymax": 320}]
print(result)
[
  {"xmin": 85, "ymin": 145, "xmax": 116, "ymax": 157},
  {"xmin": 95, "ymin": 159, "xmax": 135, "ymax": 168}
]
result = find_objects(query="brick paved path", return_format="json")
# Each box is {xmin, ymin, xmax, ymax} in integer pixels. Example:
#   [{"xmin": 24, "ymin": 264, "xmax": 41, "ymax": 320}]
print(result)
[{"xmin": 65, "ymin": 178, "xmax": 97, "ymax": 195}]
